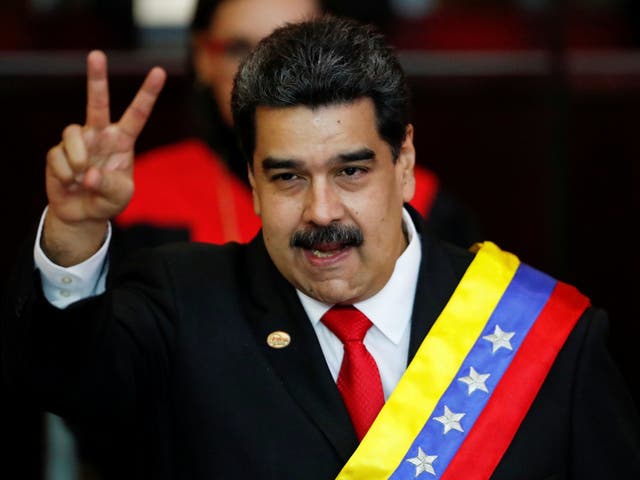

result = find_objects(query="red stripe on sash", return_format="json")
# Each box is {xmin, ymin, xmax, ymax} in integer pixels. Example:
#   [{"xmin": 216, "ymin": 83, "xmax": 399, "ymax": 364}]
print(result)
[{"xmin": 441, "ymin": 282, "xmax": 590, "ymax": 480}]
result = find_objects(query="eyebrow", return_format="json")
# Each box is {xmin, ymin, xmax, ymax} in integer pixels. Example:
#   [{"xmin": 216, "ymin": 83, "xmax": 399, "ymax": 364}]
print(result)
[
  {"xmin": 262, "ymin": 157, "xmax": 302, "ymax": 171},
  {"xmin": 261, "ymin": 148, "xmax": 376, "ymax": 171},
  {"xmin": 338, "ymin": 148, "xmax": 376, "ymax": 162}
]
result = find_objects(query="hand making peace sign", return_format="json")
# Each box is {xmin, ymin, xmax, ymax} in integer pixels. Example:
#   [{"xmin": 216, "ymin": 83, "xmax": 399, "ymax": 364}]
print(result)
[{"xmin": 43, "ymin": 50, "xmax": 166, "ymax": 265}]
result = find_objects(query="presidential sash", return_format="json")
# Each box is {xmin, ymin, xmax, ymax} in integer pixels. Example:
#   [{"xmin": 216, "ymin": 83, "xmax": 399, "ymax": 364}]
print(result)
[{"xmin": 336, "ymin": 241, "xmax": 590, "ymax": 480}]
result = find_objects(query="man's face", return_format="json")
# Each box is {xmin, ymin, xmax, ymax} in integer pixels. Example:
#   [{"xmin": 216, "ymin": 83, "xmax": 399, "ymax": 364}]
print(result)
[
  {"xmin": 193, "ymin": 0, "xmax": 319, "ymax": 126},
  {"xmin": 249, "ymin": 98, "xmax": 416, "ymax": 305}
]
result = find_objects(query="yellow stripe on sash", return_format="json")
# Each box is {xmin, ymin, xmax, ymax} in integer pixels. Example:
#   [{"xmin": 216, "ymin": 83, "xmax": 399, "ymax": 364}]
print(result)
[{"xmin": 336, "ymin": 242, "xmax": 520, "ymax": 479}]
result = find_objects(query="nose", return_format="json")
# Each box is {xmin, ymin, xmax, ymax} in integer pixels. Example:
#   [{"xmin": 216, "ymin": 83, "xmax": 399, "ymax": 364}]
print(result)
[{"xmin": 302, "ymin": 179, "xmax": 344, "ymax": 226}]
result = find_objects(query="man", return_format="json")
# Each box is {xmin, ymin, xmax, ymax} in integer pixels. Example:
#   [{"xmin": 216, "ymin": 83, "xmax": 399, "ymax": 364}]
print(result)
[{"xmin": 3, "ymin": 16, "xmax": 638, "ymax": 479}]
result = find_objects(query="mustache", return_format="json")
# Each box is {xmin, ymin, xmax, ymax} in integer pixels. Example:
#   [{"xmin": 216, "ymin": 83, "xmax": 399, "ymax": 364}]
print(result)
[{"xmin": 290, "ymin": 224, "xmax": 364, "ymax": 249}]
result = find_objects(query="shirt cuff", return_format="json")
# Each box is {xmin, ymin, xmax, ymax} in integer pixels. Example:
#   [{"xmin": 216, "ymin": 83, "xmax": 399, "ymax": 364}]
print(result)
[{"xmin": 33, "ymin": 206, "xmax": 111, "ymax": 309}]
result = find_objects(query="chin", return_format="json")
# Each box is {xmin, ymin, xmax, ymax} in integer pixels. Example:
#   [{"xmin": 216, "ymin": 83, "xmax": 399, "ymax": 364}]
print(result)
[{"xmin": 306, "ymin": 281, "xmax": 361, "ymax": 306}]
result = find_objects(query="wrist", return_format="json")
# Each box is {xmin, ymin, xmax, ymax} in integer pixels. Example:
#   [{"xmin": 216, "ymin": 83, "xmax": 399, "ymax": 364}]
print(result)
[{"xmin": 42, "ymin": 211, "xmax": 109, "ymax": 267}]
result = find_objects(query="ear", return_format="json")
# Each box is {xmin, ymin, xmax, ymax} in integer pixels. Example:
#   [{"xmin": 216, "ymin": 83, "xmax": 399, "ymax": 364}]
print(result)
[
  {"xmin": 247, "ymin": 163, "xmax": 261, "ymax": 216},
  {"xmin": 398, "ymin": 124, "xmax": 416, "ymax": 203}
]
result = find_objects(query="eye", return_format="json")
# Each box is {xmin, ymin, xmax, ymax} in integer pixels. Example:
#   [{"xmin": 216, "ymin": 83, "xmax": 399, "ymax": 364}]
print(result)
[
  {"xmin": 272, "ymin": 172, "xmax": 299, "ymax": 182},
  {"xmin": 339, "ymin": 166, "xmax": 367, "ymax": 178}
]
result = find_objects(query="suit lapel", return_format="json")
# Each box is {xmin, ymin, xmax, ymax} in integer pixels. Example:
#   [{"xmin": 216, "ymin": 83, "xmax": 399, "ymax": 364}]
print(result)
[
  {"xmin": 406, "ymin": 205, "xmax": 474, "ymax": 362},
  {"xmin": 243, "ymin": 235, "xmax": 359, "ymax": 462}
]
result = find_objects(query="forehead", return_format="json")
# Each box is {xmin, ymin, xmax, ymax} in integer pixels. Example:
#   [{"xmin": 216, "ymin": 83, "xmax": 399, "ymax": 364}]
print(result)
[
  {"xmin": 253, "ymin": 98, "xmax": 384, "ymax": 165},
  {"xmin": 209, "ymin": 0, "xmax": 319, "ymax": 41}
]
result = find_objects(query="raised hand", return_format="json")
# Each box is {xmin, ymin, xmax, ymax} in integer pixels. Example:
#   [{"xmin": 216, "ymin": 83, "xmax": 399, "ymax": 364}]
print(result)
[{"xmin": 43, "ymin": 50, "xmax": 166, "ymax": 265}]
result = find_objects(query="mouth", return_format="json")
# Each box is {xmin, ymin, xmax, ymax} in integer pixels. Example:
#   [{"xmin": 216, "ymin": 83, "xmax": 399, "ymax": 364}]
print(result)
[
  {"xmin": 290, "ymin": 224, "xmax": 363, "ymax": 267},
  {"xmin": 311, "ymin": 242, "xmax": 344, "ymax": 256},
  {"xmin": 303, "ymin": 242, "xmax": 352, "ymax": 265},
  {"xmin": 311, "ymin": 249, "xmax": 338, "ymax": 258}
]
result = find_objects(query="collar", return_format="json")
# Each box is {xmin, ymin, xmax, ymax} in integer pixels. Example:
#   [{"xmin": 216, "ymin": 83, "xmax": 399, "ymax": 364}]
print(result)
[{"xmin": 298, "ymin": 207, "xmax": 422, "ymax": 345}]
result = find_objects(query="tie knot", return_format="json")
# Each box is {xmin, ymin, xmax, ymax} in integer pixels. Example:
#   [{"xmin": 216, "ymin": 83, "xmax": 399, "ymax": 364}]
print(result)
[{"xmin": 321, "ymin": 305, "xmax": 372, "ymax": 343}]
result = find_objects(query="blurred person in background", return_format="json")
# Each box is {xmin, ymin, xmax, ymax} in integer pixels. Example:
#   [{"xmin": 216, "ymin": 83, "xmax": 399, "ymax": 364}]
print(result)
[
  {"xmin": 112, "ymin": 0, "xmax": 321, "ymax": 252},
  {"xmin": 113, "ymin": 0, "xmax": 482, "ymax": 260}
]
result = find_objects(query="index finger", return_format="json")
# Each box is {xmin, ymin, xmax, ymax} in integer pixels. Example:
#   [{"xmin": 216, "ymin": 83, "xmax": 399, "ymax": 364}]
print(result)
[
  {"xmin": 86, "ymin": 50, "xmax": 111, "ymax": 129},
  {"xmin": 117, "ymin": 66, "xmax": 167, "ymax": 141}
]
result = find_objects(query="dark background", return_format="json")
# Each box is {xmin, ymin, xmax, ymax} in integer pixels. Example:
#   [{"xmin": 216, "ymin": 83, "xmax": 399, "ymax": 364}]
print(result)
[{"xmin": 1, "ymin": 0, "xmax": 638, "ymax": 478}]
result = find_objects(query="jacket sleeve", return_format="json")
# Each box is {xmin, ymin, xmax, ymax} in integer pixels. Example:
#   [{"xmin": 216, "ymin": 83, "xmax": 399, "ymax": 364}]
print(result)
[
  {"xmin": 2, "ymin": 229, "xmax": 176, "ymax": 426},
  {"xmin": 570, "ymin": 307, "xmax": 640, "ymax": 478}
]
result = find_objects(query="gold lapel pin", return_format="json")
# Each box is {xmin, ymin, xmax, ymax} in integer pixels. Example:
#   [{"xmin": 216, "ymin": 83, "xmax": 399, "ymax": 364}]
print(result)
[{"xmin": 267, "ymin": 330, "xmax": 291, "ymax": 349}]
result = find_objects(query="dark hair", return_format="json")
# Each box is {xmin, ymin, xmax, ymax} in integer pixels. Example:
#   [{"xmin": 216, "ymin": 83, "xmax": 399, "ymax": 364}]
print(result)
[{"xmin": 231, "ymin": 15, "xmax": 411, "ymax": 164}]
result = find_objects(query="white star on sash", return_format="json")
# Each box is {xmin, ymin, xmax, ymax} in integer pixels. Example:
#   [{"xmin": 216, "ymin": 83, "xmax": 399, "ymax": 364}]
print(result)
[
  {"xmin": 482, "ymin": 325, "xmax": 515, "ymax": 353},
  {"xmin": 458, "ymin": 367, "xmax": 491, "ymax": 395},
  {"xmin": 433, "ymin": 405, "xmax": 465, "ymax": 434},
  {"xmin": 406, "ymin": 447, "xmax": 437, "ymax": 477}
]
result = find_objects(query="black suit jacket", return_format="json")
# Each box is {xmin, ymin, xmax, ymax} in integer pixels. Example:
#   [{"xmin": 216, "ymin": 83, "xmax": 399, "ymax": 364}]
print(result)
[{"xmin": 2, "ymin": 208, "xmax": 639, "ymax": 479}]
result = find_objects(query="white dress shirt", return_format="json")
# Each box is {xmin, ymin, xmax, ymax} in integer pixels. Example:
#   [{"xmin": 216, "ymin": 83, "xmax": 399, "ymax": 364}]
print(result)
[{"xmin": 34, "ymin": 207, "xmax": 422, "ymax": 398}]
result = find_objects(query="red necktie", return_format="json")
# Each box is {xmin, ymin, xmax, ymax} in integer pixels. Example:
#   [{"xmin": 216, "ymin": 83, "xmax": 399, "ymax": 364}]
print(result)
[{"xmin": 321, "ymin": 305, "xmax": 385, "ymax": 441}]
